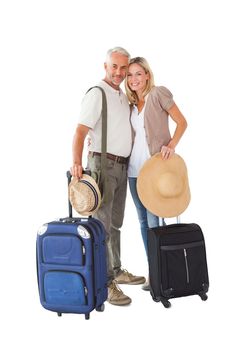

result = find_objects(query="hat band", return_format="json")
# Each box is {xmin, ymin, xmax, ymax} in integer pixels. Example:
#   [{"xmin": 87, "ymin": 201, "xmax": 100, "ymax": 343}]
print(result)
[{"xmin": 79, "ymin": 179, "xmax": 99, "ymax": 211}]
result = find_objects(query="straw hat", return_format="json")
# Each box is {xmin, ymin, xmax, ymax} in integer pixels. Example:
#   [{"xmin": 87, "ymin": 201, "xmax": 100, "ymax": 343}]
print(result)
[
  {"xmin": 69, "ymin": 174, "xmax": 101, "ymax": 216},
  {"xmin": 137, "ymin": 153, "xmax": 191, "ymax": 218}
]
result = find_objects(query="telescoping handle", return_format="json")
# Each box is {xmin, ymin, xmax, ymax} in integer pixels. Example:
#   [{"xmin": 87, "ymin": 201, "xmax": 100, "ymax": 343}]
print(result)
[
  {"xmin": 66, "ymin": 171, "xmax": 73, "ymax": 218},
  {"xmin": 158, "ymin": 216, "xmax": 180, "ymax": 226}
]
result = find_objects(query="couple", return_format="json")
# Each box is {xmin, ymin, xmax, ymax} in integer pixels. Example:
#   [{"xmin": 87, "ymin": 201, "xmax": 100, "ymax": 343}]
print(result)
[{"xmin": 71, "ymin": 47, "xmax": 187, "ymax": 306}]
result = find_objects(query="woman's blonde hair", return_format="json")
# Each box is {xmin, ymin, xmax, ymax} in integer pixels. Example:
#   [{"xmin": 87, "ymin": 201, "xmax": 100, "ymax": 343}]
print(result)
[{"xmin": 125, "ymin": 57, "xmax": 155, "ymax": 104}]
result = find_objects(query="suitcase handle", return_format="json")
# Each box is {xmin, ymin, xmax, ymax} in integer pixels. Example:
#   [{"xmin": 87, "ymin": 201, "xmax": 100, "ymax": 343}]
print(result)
[
  {"xmin": 66, "ymin": 171, "xmax": 73, "ymax": 218},
  {"xmin": 159, "ymin": 216, "xmax": 180, "ymax": 226}
]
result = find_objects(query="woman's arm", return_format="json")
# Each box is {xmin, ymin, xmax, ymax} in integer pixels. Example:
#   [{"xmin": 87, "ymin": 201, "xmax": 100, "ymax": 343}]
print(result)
[{"xmin": 161, "ymin": 103, "xmax": 188, "ymax": 159}]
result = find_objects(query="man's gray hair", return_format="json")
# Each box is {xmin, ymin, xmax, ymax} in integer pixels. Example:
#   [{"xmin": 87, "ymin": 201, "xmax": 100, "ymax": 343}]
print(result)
[{"xmin": 106, "ymin": 47, "xmax": 131, "ymax": 63}]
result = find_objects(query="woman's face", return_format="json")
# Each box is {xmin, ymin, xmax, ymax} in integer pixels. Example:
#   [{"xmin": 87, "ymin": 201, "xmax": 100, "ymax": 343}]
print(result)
[{"xmin": 127, "ymin": 63, "xmax": 149, "ymax": 95}]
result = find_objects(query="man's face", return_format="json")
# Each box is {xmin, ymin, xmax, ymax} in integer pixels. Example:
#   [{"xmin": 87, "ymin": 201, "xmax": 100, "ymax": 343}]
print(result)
[{"xmin": 104, "ymin": 52, "xmax": 129, "ymax": 89}]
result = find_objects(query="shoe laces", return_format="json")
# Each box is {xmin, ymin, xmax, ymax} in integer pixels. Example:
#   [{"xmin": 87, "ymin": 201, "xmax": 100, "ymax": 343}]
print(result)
[
  {"xmin": 121, "ymin": 269, "xmax": 133, "ymax": 278},
  {"xmin": 110, "ymin": 280, "xmax": 123, "ymax": 297}
]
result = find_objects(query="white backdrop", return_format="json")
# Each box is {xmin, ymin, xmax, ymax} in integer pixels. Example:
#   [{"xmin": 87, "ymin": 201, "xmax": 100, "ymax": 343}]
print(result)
[{"xmin": 1, "ymin": 0, "xmax": 232, "ymax": 349}]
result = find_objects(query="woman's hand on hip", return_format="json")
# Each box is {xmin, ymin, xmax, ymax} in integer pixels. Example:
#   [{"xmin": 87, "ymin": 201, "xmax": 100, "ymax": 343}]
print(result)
[{"xmin": 161, "ymin": 145, "xmax": 175, "ymax": 160}]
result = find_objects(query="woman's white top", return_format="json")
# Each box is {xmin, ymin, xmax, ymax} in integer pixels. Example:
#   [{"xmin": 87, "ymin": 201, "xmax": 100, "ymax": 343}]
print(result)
[{"xmin": 128, "ymin": 97, "xmax": 151, "ymax": 177}]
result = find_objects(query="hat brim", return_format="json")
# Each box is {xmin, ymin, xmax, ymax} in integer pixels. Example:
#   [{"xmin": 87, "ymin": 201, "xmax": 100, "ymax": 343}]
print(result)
[
  {"xmin": 69, "ymin": 174, "xmax": 102, "ymax": 216},
  {"xmin": 137, "ymin": 153, "xmax": 191, "ymax": 218}
]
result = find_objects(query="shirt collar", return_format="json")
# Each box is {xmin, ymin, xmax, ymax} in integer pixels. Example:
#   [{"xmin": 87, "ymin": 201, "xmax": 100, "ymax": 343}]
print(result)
[{"xmin": 100, "ymin": 80, "xmax": 123, "ymax": 95}]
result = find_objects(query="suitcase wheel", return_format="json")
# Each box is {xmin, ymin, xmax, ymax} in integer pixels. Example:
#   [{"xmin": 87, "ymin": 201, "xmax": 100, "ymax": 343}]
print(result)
[
  {"xmin": 161, "ymin": 298, "xmax": 171, "ymax": 308},
  {"xmin": 85, "ymin": 313, "xmax": 90, "ymax": 320},
  {"xmin": 96, "ymin": 303, "xmax": 105, "ymax": 312},
  {"xmin": 57, "ymin": 312, "xmax": 62, "ymax": 317},
  {"xmin": 199, "ymin": 293, "xmax": 208, "ymax": 301}
]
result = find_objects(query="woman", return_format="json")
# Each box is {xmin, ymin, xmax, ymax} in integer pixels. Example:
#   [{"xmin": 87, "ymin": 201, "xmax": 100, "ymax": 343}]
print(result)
[{"xmin": 125, "ymin": 57, "xmax": 187, "ymax": 290}]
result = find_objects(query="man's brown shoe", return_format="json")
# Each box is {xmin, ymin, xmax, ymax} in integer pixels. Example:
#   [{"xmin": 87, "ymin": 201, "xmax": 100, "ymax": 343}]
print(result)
[
  {"xmin": 115, "ymin": 269, "xmax": 146, "ymax": 285},
  {"xmin": 107, "ymin": 280, "xmax": 132, "ymax": 306}
]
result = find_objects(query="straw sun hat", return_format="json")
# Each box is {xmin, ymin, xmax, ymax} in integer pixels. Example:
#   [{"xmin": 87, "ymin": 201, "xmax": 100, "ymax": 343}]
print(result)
[
  {"xmin": 69, "ymin": 174, "xmax": 101, "ymax": 216},
  {"xmin": 137, "ymin": 153, "xmax": 191, "ymax": 218}
]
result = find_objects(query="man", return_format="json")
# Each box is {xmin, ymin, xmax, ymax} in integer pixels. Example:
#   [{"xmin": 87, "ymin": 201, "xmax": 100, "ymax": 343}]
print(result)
[{"xmin": 71, "ymin": 47, "xmax": 145, "ymax": 306}]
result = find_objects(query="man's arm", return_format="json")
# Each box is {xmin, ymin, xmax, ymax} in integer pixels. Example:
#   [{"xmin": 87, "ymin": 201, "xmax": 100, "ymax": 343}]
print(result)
[{"xmin": 71, "ymin": 124, "xmax": 90, "ymax": 178}]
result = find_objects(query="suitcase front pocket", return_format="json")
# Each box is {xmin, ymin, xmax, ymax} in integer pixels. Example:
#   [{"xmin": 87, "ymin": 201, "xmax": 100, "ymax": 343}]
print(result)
[
  {"xmin": 42, "ymin": 235, "xmax": 85, "ymax": 265},
  {"xmin": 160, "ymin": 241, "xmax": 207, "ymax": 297},
  {"xmin": 44, "ymin": 271, "xmax": 87, "ymax": 306}
]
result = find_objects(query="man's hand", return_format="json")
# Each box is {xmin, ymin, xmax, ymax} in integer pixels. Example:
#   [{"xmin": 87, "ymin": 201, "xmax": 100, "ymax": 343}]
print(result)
[{"xmin": 70, "ymin": 164, "xmax": 83, "ymax": 179}]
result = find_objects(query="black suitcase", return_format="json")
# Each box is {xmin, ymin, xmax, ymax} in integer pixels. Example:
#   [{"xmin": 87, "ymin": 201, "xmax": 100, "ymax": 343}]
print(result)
[{"xmin": 148, "ymin": 220, "xmax": 209, "ymax": 308}]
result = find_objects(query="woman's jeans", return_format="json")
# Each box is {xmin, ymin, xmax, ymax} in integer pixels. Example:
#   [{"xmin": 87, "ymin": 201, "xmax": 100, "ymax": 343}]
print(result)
[{"xmin": 128, "ymin": 177, "xmax": 163, "ymax": 258}]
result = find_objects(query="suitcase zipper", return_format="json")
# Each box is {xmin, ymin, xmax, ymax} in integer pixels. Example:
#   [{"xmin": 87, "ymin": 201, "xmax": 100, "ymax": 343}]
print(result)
[
  {"xmin": 160, "ymin": 241, "xmax": 204, "ymax": 251},
  {"xmin": 183, "ymin": 249, "xmax": 189, "ymax": 284}
]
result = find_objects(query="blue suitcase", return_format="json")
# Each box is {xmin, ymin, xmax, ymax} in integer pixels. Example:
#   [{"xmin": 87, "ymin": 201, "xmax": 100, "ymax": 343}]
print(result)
[{"xmin": 36, "ymin": 172, "xmax": 107, "ymax": 320}]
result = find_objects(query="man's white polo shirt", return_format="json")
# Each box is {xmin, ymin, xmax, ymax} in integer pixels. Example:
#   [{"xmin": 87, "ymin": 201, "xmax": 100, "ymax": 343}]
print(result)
[{"xmin": 79, "ymin": 81, "xmax": 132, "ymax": 158}]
